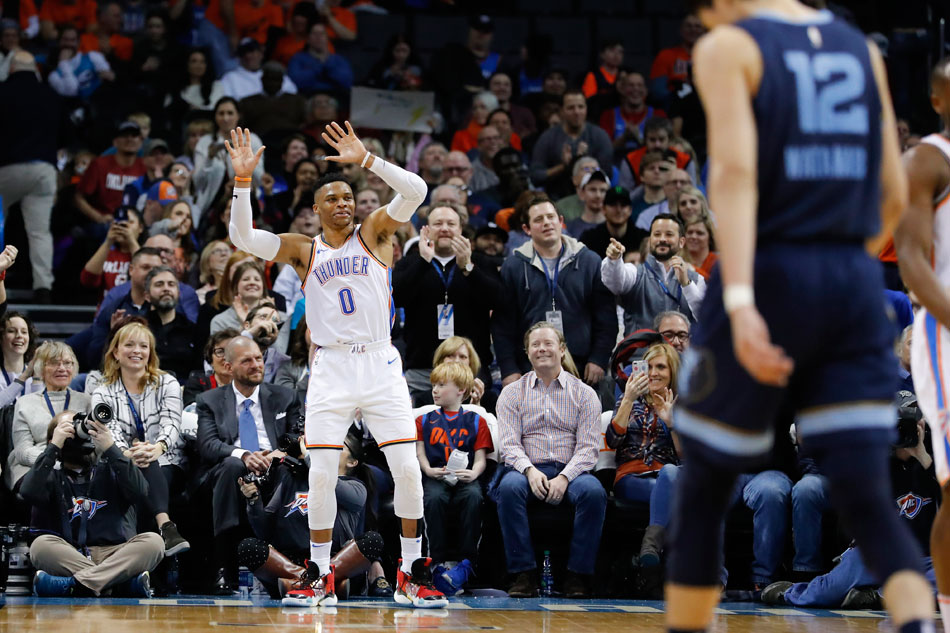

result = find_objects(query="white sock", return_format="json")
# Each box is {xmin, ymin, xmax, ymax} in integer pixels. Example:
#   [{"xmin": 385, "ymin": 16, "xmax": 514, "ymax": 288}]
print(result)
[
  {"xmin": 939, "ymin": 594, "xmax": 950, "ymax": 633},
  {"xmin": 400, "ymin": 536, "xmax": 423, "ymax": 574},
  {"xmin": 310, "ymin": 541, "xmax": 332, "ymax": 576}
]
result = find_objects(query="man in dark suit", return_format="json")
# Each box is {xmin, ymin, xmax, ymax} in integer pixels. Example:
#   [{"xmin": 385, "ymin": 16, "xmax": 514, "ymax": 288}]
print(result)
[{"xmin": 196, "ymin": 336, "xmax": 300, "ymax": 588}]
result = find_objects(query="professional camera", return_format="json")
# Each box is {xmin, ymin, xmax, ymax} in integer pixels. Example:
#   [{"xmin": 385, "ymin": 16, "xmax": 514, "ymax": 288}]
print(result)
[
  {"xmin": 72, "ymin": 402, "xmax": 115, "ymax": 441},
  {"xmin": 277, "ymin": 415, "xmax": 305, "ymax": 459},
  {"xmin": 895, "ymin": 391, "xmax": 923, "ymax": 449}
]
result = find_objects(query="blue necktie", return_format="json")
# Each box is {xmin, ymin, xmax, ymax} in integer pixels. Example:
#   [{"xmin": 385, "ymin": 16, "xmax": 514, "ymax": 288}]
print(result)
[{"xmin": 238, "ymin": 400, "xmax": 260, "ymax": 452}]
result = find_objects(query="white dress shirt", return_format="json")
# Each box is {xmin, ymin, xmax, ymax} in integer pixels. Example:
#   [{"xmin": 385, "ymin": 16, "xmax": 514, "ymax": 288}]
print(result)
[{"xmin": 230, "ymin": 383, "xmax": 272, "ymax": 459}]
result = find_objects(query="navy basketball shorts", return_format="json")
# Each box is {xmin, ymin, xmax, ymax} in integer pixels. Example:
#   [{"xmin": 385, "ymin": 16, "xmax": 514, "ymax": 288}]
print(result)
[{"xmin": 675, "ymin": 243, "xmax": 898, "ymax": 465}]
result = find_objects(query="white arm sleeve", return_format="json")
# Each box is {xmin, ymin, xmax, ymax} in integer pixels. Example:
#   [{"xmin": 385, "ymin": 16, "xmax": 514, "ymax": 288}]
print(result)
[
  {"xmin": 229, "ymin": 187, "xmax": 281, "ymax": 260},
  {"xmin": 600, "ymin": 256, "xmax": 639, "ymax": 295},
  {"xmin": 367, "ymin": 155, "xmax": 427, "ymax": 222}
]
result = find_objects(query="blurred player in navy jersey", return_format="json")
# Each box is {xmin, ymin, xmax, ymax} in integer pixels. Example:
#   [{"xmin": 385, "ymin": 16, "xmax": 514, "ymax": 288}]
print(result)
[
  {"xmin": 667, "ymin": 1, "xmax": 934, "ymax": 632},
  {"xmin": 896, "ymin": 56, "xmax": 950, "ymax": 633}
]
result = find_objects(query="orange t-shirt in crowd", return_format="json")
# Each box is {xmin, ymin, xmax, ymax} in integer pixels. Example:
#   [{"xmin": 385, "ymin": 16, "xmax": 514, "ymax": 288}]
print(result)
[
  {"xmin": 327, "ymin": 6, "xmax": 356, "ymax": 41},
  {"xmin": 650, "ymin": 45, "xmax": 691, "ymax": 90},
  {"xmin": 582, "ymin": 66, "xmax": 617, "ymax": 99},
  {"xmin": 80, "ymin": 32, "xmax": 134, "ymax": 61},
  {"xmin": 273, "ymin": 33, "xmax": 306, "ymax": 65},
  {"xmin": 451, "ymin": 119, "xmax": 482, "ymax": 154},
  {"xmin": 694, "ymin": 251, "xmax": 718, "ymax": 280},
  {"xmin": 234, "ymin": 0, "xmax": 283, "ymax": 45},
  {"xmin": 40, "ymin": 0, "xmax": 96, "ymax": 30}
]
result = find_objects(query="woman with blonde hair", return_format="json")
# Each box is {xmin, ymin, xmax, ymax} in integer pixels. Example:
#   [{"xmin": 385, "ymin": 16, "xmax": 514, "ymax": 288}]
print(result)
[
  {"xmin": 672, "ymin": 185, "xmax": 711, "ymax": 226},
  {"xmin": 8, "ymin": 342, "xmax": 90, "ymax": 490},
  {"xmin": 683, "ymin": 216, "xmax": 718, "ymax": 280},
  {"xmin": 92, "ymin": 322, "xmax": 189, "ymax": 557},
  {"xmin": 195, "ymin": 240, "xmax": 232, "ymax": 304},
  {"xmin": 605, "ymin": 342, "xmax": 680, "ymax": 569},
  {"xmin": 209, "ymin": 260, "xmax": 269, "ymax": 334}
]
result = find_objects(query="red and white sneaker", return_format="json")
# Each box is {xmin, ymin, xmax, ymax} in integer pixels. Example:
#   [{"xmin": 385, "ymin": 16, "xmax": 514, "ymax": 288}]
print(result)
[
  {"xmin": 394, "ymin": 558, "xmax": 448, "ymax": 608},
  {"xmin": 281, "ymin": 561, "xmax": 338, "ymax": 607}
]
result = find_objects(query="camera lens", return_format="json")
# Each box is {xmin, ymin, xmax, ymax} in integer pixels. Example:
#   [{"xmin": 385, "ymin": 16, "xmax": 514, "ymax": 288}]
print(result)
[{"xmin": 93, "ymin": 402, "xmax": 114, "ymax": 423}]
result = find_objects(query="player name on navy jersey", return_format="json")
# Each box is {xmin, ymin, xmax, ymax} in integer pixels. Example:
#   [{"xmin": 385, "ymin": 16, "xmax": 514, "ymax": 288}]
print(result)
[
  {"xmin": 737, "ymin": 11, "xmax": 882, "ymax": 243},
  {"xmin": 311, "ymin": 253, "xmax": 371, "ymax": 287}
]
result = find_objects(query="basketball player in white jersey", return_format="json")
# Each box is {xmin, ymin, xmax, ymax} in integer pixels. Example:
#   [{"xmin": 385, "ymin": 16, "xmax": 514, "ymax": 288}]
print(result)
[
  {"xmin": 226, "ymin": 123, "xmax": 448, "ymax": 608},
  {"xmin": 896, "ymin": 57, "xmax": 950, "ymax": 633}
]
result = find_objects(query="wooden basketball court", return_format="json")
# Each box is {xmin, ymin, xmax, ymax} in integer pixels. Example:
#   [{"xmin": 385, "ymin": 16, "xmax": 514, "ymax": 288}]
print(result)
[{"xmin": 0, "ymin": 595, "xmax": 920, "ymax": 633}]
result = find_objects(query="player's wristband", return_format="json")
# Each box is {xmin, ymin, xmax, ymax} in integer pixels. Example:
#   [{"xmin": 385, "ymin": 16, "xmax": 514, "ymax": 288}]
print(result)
[
  {"xmin": 235, "ymin": 176, "xmax": 252, "ymax": 184},
  {"xmin": 723, "ymin": 285, "xmax": 755, "ymax": 314},
  {"xmin": 360, "ymin": 151, "xmax": 372, "ymax": 168}
]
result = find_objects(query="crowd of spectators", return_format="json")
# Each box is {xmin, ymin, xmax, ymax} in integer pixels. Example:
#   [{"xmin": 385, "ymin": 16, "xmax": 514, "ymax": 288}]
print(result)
[{"xmin": 0, "ymin": 0, "xmax": 942, "ymax": 604}]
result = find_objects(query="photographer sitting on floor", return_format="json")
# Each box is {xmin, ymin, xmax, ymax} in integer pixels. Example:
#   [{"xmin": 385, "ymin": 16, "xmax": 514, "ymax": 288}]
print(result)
[
  {"xmin": 761, "ymin": 393, "xmax": 940, "ymax": 608},
  {"xmin": 23, "ymin": 409, "xmax": 165, "ymax": 597},
  {"xmin": 237, "ymin": 425, "xmax": 392, "ymax": 600}
]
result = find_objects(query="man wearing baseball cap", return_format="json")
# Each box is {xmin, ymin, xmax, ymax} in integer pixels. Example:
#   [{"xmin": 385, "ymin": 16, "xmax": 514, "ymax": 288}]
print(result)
[
  {"xmin": 580, "ymin": 185, "xmax": 646, "ymax": 260},
  {"xmin": 76, "ymin": 121, "xmax": 146, "ymax": 231},
  {"xmin": 121, "ymin": 138, "xmax": 174, "ymax": 209},
  {"xmin": 222, "ymin": 37, "xmax": 298, "ymax": 101},
  {"xmin": 142, "ymin": 180, "xmax": 177, "ymax": 226},
  {"xmin": 565, "ymin": 169, "xmax": 609, "ymax": 238}
]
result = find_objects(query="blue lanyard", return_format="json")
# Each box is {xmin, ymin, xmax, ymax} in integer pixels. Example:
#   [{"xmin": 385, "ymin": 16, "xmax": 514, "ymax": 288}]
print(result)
[
  {"xmin": 537, "ymin": 246, "xmax": 563, "ymax": 311},
  {"xmin": 645, "ymin": 261, "xmax": 683, "ymax": 304},
  {"xmin": 123, "ymin": 382, "xmax": 145, "ymax": 441},
  {"xmin": 43, "ymin": 389, "xmax": 69, "ymax": 417},
  {"xmin": 431, "ymin": 260, "xmax": 456, "ymax": 304},
  {"xmin": 1, "ymin": 367, "xmax": 10, "ymax": 387}
]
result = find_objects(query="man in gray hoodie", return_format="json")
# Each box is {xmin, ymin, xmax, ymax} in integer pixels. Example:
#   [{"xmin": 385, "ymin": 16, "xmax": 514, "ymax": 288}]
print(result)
[{"xmin": 492, "ymin": 192, "xmax": 617, "ymax": 388}]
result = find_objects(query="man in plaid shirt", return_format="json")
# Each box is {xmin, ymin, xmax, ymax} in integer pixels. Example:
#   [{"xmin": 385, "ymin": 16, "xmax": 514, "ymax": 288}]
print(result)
[{"xmin": 493, "ymin": 321, "xmax": 606, "ymax": 599}]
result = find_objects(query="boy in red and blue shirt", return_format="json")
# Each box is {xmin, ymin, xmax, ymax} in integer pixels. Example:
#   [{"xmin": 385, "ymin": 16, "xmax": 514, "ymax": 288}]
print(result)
[{"xmin": 415, "ymin": 362, "xmax": 493, "ymax": 580}]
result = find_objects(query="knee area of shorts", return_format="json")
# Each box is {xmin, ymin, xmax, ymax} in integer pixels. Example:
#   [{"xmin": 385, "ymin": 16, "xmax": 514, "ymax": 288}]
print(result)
[{"xmin": 391, "ymin": 456, "xmax": 422, "ymax": 482}]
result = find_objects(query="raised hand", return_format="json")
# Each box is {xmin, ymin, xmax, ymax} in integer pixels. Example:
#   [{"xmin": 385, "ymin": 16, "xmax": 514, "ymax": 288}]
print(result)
[
  {"xmin": 418, "ymin": 226, "xmax": 435, "ymax": 262},
  {"xmin": 606, "ymin": 237, "xmax": 625, "ymax": 261},
  {"xmin": 0, "ymin": 245, "xmax": 19, "ymax": 273},
  {"xmin": 322, "ymin": 121, "xmax": 369, "ymax": 165},
  {"xmin": 225, "ymin": 127, "xmax": 265, "ymax": 180},
  {"xmin": 654, "ymin": 388, "xmax": 677, "ymax": 422}
]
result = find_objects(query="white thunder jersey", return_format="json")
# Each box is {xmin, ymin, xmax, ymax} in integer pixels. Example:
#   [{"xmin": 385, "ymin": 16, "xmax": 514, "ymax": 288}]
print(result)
[
  {"xmin": 301, "ymin": 227, "xmax": 393, "ymax": 347},
  {"xmin": 909, "ymin": 133, "xmax": 950, "ymax": 485}
]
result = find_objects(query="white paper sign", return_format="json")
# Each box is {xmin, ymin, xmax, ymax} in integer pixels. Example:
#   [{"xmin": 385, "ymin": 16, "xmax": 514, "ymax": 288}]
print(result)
[{"xmin": 349, "ymin": 87, "xmax": 435, "ymax": 133}]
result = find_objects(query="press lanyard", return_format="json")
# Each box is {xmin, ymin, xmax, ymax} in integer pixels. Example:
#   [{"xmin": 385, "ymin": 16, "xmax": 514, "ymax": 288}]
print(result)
[
  {"xmin": 431, "ymin": 260, "xmax": 456, "ymax": 305},
  {"xmin": 538, "ymin": 246, "xmax": 564, "ymax": 311},
  {"xmin": 43, "ymin": 389, "xmax": 69, "ymax": 417},
  {"xmin": 1, "ymin": 367, "xmax": 10, "ymax": 387},
  {"xmin": 645, "ymin": 261, "xmax": 683, "ymax": 304},
  {"xmin": 123, "ymin": 382, "xmax": 145, "ymax": 440}
]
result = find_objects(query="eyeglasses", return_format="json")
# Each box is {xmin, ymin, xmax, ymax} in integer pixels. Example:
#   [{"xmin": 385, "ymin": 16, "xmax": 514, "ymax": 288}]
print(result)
[
  {"xmin": 174, "ymin": 169, "xmax": 188, "ymax": 176},
  {"xmin": 210, "ymin": 248, "xmax": 231, "ymax": 256},
  {"xmin": 213, "ymin": 347, "xmax": 226, "ymax": 358},
  {"xmin": 48, "ymin": 359, "xmax": 75, "ymax": 369},
  {"xmin": 660, "ymin": 330, "xmax": 690, "ymax": 342}
]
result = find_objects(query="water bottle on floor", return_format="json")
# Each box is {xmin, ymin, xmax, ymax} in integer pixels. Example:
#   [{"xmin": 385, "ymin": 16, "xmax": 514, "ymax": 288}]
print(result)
[
  {"xmin": 540, "ymin": 551, "xmax": 553, "ymax": 597},
  {"xmin": 238, "ymin": 567, "xmax": 253, "ymax": 599}
]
